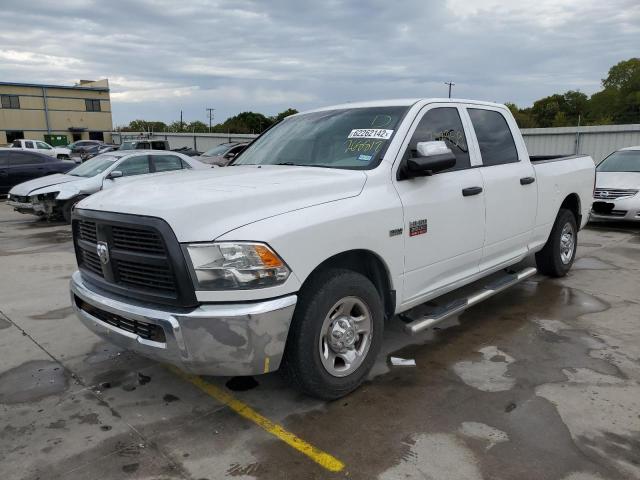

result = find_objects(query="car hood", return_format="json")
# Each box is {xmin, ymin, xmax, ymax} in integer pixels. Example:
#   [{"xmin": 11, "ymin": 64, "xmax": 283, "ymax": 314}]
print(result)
[
  {"xmin": 596, "ymin": 171, "xmax": 640, "ymax": 190},
  {"xmin": 9, "ymin": 173, "xmax": 81, "ymax": 196},
  {"xmin": 78, "ymin": 166, "xmax": 367, "ymax": 242}
]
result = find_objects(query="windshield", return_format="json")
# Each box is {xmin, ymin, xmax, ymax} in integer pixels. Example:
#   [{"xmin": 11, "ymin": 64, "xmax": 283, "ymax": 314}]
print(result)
[
  {"xmin": 119, "ymin": 141, "xmax": 136, "ymax": 150},
  {"xmin": 233, "ymin": 106, "xmax": 409, "ymax": 169},
  {"xmin": 68, "ymin": 155, "xmax": 118, "ymax": 177},
  {"xmin": 203, "ymin": 144, "xmax": 232, "ymax": 156},
  {"xmin": 597, "ymin": 150, "xmax": 640, "ymax": 173}
]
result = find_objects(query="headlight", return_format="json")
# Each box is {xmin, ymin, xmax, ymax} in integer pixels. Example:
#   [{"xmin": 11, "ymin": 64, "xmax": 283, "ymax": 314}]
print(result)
[
  {"xmin": 34, "ymin": 192, "xmax": 58, "ymax": 202},
  {"xmin": 185, "ymin": 242, "xmax": 290, "ymax": 290}
]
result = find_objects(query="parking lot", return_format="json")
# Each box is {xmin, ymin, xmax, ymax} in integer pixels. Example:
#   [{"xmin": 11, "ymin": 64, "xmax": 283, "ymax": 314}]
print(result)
[{"xmin": 1, "ymin": 201, "xmax": 639, "ymax": 480}]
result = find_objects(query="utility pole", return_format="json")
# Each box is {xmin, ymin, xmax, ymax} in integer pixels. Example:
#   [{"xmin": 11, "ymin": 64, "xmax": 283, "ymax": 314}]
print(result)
[
  {"xmin": 180, "ymin": 110, "xmax": 183, "ymax": 132},
  {"xmin": 444, "ymin": 81, "xmax": 455, "ymax": 99},
  {"xmin": 206, "ymin": 108, "xmax": 215, "ymax": 133}
]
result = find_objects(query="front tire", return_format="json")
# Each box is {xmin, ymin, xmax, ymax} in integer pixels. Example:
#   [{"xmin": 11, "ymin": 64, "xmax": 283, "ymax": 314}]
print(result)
[
  {"xmin": 282, "ymin": 269, "xmax": 384, "ymax": 400},
  {"xmin": 535, "ymin": 208, "xmax": 577, "ymax": 277},
  {"xmin": 61, "ymin": 196, "xmax": 87, "ymax": 223}
]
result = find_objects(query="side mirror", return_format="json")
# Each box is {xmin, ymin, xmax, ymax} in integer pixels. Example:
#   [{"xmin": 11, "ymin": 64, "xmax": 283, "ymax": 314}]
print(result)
[
  {"xmin": 224, "ymin": 152, "xmax": 236, "ymax": 159},
  {"xmin": 106, "ymin": 170, "xmax": 123, "ymax": 180},
  {"xmin": 405, "ymin": 141, "xmax": 456, "ymax": 177}
]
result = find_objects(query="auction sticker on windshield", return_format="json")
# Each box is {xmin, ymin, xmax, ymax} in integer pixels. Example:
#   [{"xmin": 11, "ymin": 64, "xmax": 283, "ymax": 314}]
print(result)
[{"xmin": 348, "ymin": 129, "xmax": 394, "ymax": 140}]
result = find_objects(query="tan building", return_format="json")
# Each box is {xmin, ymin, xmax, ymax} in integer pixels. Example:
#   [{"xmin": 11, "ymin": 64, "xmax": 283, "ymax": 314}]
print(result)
[{"xmin": 0, "ymin": 79, "xmax": 113, "ymax": 146}]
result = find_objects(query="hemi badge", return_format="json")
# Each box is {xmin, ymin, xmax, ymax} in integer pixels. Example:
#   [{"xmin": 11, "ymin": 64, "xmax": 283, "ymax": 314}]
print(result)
[
  {"xmin": 409, "ymin": 219, "xmax": 428, "ymax": 237},
  {"xmin": 389, "ymin": 228, "xmax": 403, "ymax": 237}
]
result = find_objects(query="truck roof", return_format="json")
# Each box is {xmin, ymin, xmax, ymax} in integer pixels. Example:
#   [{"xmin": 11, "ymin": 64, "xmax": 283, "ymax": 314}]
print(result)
[{"xmin": 303, "ymin": 98, "xmax": 507, "ymax": 114}]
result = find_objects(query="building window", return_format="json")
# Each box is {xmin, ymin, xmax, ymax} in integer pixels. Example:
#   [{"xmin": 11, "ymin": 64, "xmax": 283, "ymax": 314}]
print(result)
[
  {"xmin": 89, "ymin": 131, "xmax": 104, "ymax": 141},
  {"xmin": 5, "ymin": 131, "xmax": 24, "ymax": 143},
  {"xmin": 1, "ymin": 95, "xmax": 20, "ymax": 109},
  {"xmin": 85, "ymin": 99, "xmax": 101, "ymax": 112}
]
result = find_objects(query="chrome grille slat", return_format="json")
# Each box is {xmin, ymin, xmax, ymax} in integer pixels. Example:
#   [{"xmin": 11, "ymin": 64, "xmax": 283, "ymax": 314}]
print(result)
[{"xmin": 594, "ymin": 188, "xmax": 639, "ymax": 200}]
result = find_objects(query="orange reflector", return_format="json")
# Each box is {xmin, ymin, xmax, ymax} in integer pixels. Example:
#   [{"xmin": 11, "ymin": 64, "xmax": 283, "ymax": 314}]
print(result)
[{"xmin": 255, "ymin": 245, "xmax": 284, "ymax": 267}]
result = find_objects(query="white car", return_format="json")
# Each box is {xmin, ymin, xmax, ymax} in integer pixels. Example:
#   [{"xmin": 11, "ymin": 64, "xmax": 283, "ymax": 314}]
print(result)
[
  {"xmin": 591, "ymin": 146, "xmax": 640, "ymax": 222},
  {"xmin": 7, "ymin": 150, "xmax": 208, "ymax": 222},
  {"xmin": 69, "ymin": 98, "xmax": 595, "ymax": 399},
  {"xmin": 11, "ymin": 139, "xmax": 71, "ymax": 160}
]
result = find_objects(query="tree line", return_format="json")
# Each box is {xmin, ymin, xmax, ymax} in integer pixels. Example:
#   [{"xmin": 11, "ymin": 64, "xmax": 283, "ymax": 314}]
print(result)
[
  {"xmin": 116, "ymin": 108, "xmax": 299, "ymax": 134},
  {"xmin": 507, "ymin": 58, "xmax": 640, "ymax": 128}
]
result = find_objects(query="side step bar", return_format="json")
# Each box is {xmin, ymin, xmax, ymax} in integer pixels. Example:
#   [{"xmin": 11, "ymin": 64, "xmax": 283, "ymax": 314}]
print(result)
[{"xmin": 403, "ymin": 267, "xmax": 537, "ymax": 335}]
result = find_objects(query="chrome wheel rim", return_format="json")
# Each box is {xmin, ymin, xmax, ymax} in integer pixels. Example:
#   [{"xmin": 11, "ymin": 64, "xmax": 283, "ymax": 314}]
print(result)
[
  {"xmin": 560, "ymin": 223, "xmax": 575, "ymax": 265},
  {"xmin": 319, "ymin": 296, "xmax": 373, "ymax": 378}
]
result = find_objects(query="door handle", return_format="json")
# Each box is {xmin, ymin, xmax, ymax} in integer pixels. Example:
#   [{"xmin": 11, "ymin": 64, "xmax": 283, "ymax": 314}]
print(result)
[
  {"xmin": 520, "ymin": 176, "xmax": 535, "ymax": 185},
  {"xmin": 462, "ymin": 186, "xmax": 483, "ymax": 197}
]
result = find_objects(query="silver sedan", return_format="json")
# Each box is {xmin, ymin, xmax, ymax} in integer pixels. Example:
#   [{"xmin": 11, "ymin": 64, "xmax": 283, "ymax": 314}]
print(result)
[{"xmin": 591, "ymin": 146, "xmax": 640, "ymax": 222}]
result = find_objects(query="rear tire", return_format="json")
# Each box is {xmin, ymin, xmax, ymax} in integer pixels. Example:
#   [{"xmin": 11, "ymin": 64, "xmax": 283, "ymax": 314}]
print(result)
[
  {"xmin": 535, "ymin": 208, "xmax": 577, "ymax": 277},
  {"xmin": 282, "ymin": 269, "xmax": 384, "ymax": 400},
  {"xmin": 62, "ymin": 196, "xmax": 87, "ymax": 223}
]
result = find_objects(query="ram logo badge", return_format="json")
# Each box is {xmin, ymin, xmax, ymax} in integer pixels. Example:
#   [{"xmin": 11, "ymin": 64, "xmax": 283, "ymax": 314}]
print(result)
[
  {"xmin": 409, "ymin": 219, "xmax": 428, "ymax": 237},
  {"xmin": 96, "ymin": 241, "xmax": 110, "ymax": 265}
]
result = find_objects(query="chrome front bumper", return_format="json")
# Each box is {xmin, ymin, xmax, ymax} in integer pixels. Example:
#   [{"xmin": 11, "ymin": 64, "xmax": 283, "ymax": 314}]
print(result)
[{"xmin": 70, "ymin": 271, "xmax": 297, "ymax": 376}]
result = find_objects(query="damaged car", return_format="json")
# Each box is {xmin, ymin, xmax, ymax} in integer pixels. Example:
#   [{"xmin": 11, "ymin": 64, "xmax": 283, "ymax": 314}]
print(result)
[{"xmin": 7, "ymin": 150, "xmax": 208, "ymax": 222}]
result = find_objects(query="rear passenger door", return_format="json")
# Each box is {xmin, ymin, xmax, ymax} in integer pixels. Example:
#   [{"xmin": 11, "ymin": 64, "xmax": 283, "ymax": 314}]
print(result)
[
  {"xmin": 0, "ymin": 151, "xmax": 9, "ymax": 194},
  {"xmin": 465, "ymin": 106, "xmax": 536, "ymax": 271},
  {"xmin": 151, "ymin": 154, "xmax": 185, "ymax": 172},
  {"xmin": 395, "ymin": 105, "xmax": 486, "ymax": 305},
  {"xmin": 8, "ymin": 151, "xmax": 48, "ymax": 186}
]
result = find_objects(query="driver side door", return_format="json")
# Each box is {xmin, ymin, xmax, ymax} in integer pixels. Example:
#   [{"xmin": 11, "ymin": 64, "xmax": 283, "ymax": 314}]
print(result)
[
  {"xmin": 394, "ymin": 105, "xmax": 486, "ymax": 308},
  {"xmin": 102, "ymin": 155, "xmax": 150, "ymax": 190}
]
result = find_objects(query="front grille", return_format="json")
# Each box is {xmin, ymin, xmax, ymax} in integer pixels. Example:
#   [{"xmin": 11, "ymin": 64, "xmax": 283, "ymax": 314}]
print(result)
[
  {"xmin": 72, "ymin": 211, "xmax": 197, "ymax": 308},
  {"xmin": 594, "ymin": 188, "xmax": 638, "ymax": 200},
  {"xmin": 112, "ymin": 225, "xmax": 165, "ymax": 254},
  {"xmin": 75, "ymin": 296, "xmax": 166, "ymax": 342},
  {"xmin": 79, "ymin": 249, "xmax": 104, "ymax": 276},
  {"xmin": 77, "ymin": 220, "xmax": 98, "ymax": 243},
  {"xmin": 116, "ymin": 259, "xmax": 175, "ymax": 292}
]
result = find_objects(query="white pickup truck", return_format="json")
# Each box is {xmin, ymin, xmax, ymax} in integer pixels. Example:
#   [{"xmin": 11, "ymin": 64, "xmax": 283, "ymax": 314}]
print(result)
[
  {"xmin": 70, "ymin": 99, "xmax": 595, "ymax": 399},
  {"xmin": 12, "ymin": 139, "xmax": 71, "ymax": 159}
]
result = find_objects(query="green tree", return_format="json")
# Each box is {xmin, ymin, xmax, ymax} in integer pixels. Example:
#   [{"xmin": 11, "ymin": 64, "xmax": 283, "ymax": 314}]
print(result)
[
  {"xmin": 600, "ymin": 58, "xmax": 640, "ymax": 123},
  {"xmin": 187, "ymin": 120, "xmax": 209, "ymax": 133},
  {"xmin": 272, "ymin": 108, "xmax": 299, "ymax": 123},
  {"xmin": 212, "ymin": 111, "xmax": 273, "ymax": 134},
  {"xmin": 122, "ymin": 119, "xmax": 168, "ymax": 132},
  {"xmin": 505, "ymin": 103, "xmax": 537, "ymax": 128}
]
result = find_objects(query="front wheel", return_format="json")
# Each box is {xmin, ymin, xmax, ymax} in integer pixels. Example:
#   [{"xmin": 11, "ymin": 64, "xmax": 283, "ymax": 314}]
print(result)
[
  {"xmin": 535, "ymin": 208, "xmax": 577, "ymax": 277},
  {"xmin": 282, "ymin": 269, "xmax": 384, "ymax": 400},
  {"xmin": 61, "ymin": 196, "xmax": 87, "ymax": 223}
]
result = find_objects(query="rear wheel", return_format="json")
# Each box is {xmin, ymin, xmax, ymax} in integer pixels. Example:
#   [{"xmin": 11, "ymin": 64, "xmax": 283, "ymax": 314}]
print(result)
[
  {"xmin": 282, "ymin": 269, "xmax": 384, "ymax": 400},
  {"xmin": 535, "ymin": 208, "xmax": 577, "ymax": 277}
]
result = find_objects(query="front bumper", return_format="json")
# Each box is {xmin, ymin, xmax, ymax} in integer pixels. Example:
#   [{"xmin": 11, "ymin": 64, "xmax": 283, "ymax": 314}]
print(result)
[
  {"xmin": 590, "ymin": 196, "xmax": 640, "ymax": 222},
  {"xmin": 7, "ymin": 200, "xmax": 36, "ymax": 214},
  {"xmin": 70, "ymin": 271, "xmax": 297, "ymax": 376}
]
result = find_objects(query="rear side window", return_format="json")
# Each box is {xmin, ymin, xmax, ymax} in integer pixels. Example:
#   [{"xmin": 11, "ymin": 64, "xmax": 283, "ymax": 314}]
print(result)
[
  {"xmin": 408, "ymin": 107, "xmax": 470, "ymax": 171},
  {"xmin": 9, "ymin": 152, "xmax": 44, "ymax": 165},
  {"xmin": 151, "ymin": 141, "xmax": 167, "ymax": 150},
  {"xmin": 153, "ymin": 155, "xmax": 183, "ymax": 172},
  {"xmin": 117, "ymin": 155, "xmax": 150, "ymax": 176},
  {"xmin": 24, "ymin": 141, "xmax": 34, "ymax": 149},
  {"xmin": 468, "ymin": 109, "xmax": 518, "ymax": 166},
  {"xmin": 136, "ymin": 142, "xmax": 150, "ymax": 149}
]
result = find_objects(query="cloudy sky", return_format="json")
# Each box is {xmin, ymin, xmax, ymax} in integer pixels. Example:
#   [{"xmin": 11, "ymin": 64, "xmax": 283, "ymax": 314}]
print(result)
[{"xmin": 1, "ymin": 0, "xmax": 638, "ymax": 127}]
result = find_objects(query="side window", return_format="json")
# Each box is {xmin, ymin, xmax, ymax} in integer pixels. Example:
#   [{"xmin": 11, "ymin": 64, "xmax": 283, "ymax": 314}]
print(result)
[
  {"xmin": 36, "ymin": 142, "xmax": 52, "ymax": 150},
  {"xmin": 152, "ymin": 155, "xmax": 183, "ymax": 172},
  {"xmin": 468, "ymin": 109, "xmax": 519, "ymax": 166},
  {"xmin": 137, "ymin": 142, "xmax": 150, "ymax": 149},
  {"xmin": 9, "ymin": 152, "xmax": 43, "ymax": 165},
  {"xmin": 1, "ymin": 95, "xmax": 20, "ymax": 109},
  {"xmin": 180, "ymin": 159, "xmax": 192, "ymax": 169},
  {"xmin": 117, "ymin": 156, "xmax": 150, "ymax": 176},
  {"xmin": 85, "ymin": 99, "xmax": 101, "ymax": 112},
  {"xmin": 151, "ymin": 141, "xmax": 167, "ymax": 150},
  {"xmin": 407, "ymin": 107, "xmax": 470, "ymax": 171},
  {"xmin": 227, "ymin": 145, "xmax": 245, "ymax": 156},
  {"xmin": 24, "ymin": 141, "xmax": 34, "ymax": 149}
]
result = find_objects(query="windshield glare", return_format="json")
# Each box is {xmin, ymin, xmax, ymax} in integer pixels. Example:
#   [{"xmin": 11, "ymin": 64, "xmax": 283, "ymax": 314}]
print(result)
[
  {"xmin": 597, "ymin": 150, "xmax": 640, "ymax": 173},
  {"xmin": 68, "ymin": 155, "xmax": 118, "ymax": 177},
  {"xmin": 233, "ymin": 106, "xmax": 408, "ymax": 169},
  {"xmin": 203, "ymin": 144, "xmax": 231, "ymax": 156}
]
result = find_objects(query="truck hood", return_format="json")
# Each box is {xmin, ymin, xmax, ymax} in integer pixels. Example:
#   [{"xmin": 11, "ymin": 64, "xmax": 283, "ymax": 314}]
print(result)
[
  {"xmin": 9, "ymin": 173, "xmax": 80, "ymax": 196},
  {"xmin": 78, "ymin": 165, "xmax": 368, "ymax": 242},
  {"xmin": 596, "ymin": 171, "xmax": 640, "ymax": 190}
]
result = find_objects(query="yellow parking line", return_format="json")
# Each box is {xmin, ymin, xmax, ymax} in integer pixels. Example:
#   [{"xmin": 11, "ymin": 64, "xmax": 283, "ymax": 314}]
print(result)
[{"xmin": 168, "ymin": 367, "xmax": 345, "ymax": 473}]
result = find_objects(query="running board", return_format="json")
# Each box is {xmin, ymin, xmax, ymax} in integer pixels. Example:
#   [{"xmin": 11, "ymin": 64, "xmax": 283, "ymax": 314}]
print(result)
[{"xmin": 403, "ymin": 267, "xmax": 537, "ymax": 335}]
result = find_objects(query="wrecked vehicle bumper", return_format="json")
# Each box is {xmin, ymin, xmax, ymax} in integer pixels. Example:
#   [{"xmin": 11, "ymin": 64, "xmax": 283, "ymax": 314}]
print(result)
[
  {"xmin": 7, "ymin": 199, "xmax": 36, "ymax": 214},
  {"xmin": 70, "ymin": 271, "xmax": 297, "ymax": 376}
]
